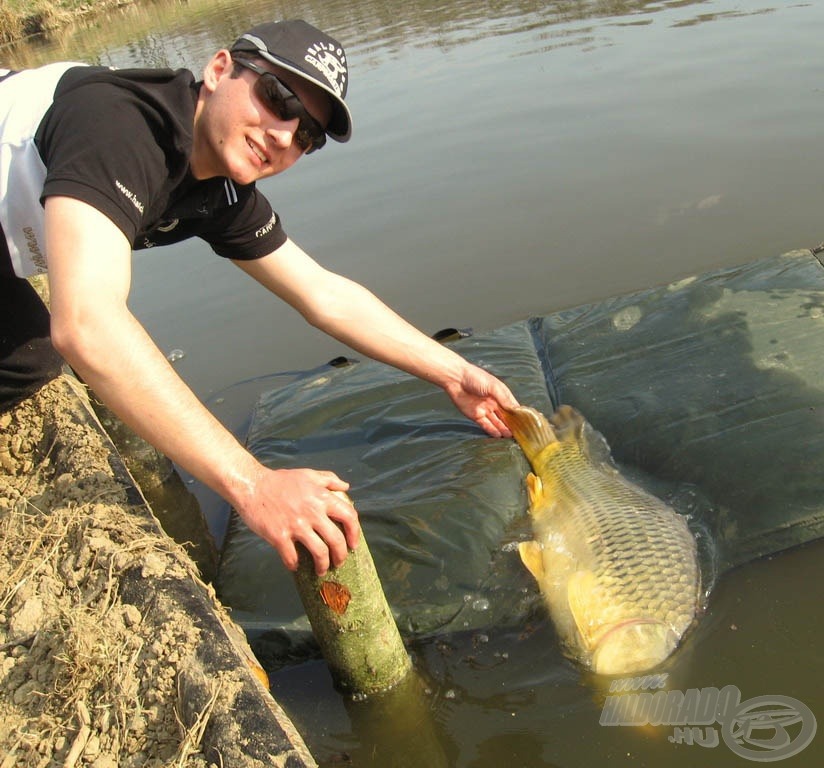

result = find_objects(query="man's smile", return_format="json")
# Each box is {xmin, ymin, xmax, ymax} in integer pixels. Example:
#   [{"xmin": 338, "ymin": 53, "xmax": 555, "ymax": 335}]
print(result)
[{"xmin": 248, "ymin": 139, "xmax": 268, "ymax": 165}]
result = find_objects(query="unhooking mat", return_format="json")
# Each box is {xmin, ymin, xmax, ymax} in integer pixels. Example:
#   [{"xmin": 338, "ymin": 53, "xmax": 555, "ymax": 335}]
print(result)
[{"xmin": 216, "ymin": 250, "xmax": 824, "ymax": 642}]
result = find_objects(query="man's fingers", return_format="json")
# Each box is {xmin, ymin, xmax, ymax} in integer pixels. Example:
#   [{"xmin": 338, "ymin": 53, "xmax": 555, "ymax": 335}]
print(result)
[
  {"xmin": 296, "ymin": 488, "xmax": 360, "ymax": 575},
  {"xmin": 294, "ymin": 530, "xmax": 332, "ymax": 576},
  {"xmin": 497, "ymin": 385, "xmax": 520, "ymax": 411},
  {"xmin": 328, "ymin": 490, "xmax": 361, "ymax": 550},
  {"xmin": 315, "ymin": 519, "xmax": 351, "ymax": 573},
  {"xmin": 240, "ymin": 466, "xmax": 361, "ymax": 574},
  {"xmin": 486, "ymin": 409, "xmax": 512, "ymax": 438},
  {"xmin": 276, "ymin": 539, "xmax": 300, "ymax": 572},
  {"xmin": 321, "ymin": 471, "xmax": 350, "ymax": 492}
]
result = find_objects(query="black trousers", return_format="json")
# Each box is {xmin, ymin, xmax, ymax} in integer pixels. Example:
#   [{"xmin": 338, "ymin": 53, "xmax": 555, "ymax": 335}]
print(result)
[{"xmin": 0, "ymin": 273, "xmax": 64, "ymax": 412}]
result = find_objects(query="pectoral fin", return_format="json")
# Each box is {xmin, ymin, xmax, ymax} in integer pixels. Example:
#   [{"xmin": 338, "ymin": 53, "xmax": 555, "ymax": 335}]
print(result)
[
  {"xmin": 526, "ymin": 472, "xmax": 543, "ymax": 509},
  {"xmin": 567, "ymin": 570, "xmax": 607, "ymax": 651},
  {"xmin": 518, "ymin": 541, "xmax": 545, "ymax": 583}
]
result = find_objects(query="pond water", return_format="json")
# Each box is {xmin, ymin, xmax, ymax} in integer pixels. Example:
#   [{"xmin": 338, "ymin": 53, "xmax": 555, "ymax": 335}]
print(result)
[{"xmin": 5, "ymin": 0, "xmax": 823, "ymax": 765}]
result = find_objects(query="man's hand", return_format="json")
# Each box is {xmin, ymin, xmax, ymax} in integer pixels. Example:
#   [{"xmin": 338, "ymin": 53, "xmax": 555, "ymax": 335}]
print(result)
[
  {"xmin": 233, "ymin": 464, "xmax": 361, "ymax": 575},
  {"xmin": 443, "ymin": 363, "xmax": 520, "ymax": 438}
]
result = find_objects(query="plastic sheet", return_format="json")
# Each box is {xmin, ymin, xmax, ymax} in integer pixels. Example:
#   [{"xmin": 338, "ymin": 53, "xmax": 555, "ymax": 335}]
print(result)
[
  {"xmin": 217, "ymin": 322, "xmax": 553, "ymax": 639},
  {"xmin": 217, "ymin": 250, "xmax": 824, "ymax": 643},
  {"xmin": 538, "ymin": 249, "xmax": 824, "ymax": 570}
]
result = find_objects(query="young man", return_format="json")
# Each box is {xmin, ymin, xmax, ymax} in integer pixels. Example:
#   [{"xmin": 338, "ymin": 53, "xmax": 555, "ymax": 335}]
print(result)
[{"xmin": 0, "ymin": 20, "xmax": 518, "ymax": 575}]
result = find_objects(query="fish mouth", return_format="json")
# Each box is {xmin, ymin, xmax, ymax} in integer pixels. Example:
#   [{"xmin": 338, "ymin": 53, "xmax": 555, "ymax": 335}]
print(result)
[{"xmin": 591, "ymin": 618, "xmax": 678, "ymax": 676}]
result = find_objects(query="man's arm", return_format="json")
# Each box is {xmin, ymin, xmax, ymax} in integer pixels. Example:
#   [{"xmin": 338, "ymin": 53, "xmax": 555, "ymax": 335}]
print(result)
[
  {"xmin": 45, "ymin": 196, "xmax": 358, "ymax": 574},
  {"xmin": 234, "ymin": 238, "xmax": 519, "ymax": 436}
]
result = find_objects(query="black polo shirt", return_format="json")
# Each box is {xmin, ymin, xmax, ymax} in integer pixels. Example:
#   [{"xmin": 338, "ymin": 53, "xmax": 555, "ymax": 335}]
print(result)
[{"xmin": 0, "ymin": 62, "xmax": 287, "ymax": 278}]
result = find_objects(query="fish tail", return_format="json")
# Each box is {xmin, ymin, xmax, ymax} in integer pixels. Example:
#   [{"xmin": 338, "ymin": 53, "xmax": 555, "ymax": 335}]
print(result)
[
  {"xmin": 502, "ymin": 406, "xmax": 558, "ymax": 462},
  {"xmin": 547, "ymin": 404, "xmax": 587, "ymax": 443}
]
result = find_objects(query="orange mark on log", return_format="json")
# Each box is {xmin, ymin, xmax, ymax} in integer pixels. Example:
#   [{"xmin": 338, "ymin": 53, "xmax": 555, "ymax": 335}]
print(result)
[{"xmin": 319, "ymin": 581, "xmax": 351, "ymax": 615}]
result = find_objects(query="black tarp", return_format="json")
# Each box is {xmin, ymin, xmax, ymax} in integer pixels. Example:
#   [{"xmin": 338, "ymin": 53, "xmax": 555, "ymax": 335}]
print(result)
[{"xmin": 217, "ymin": 250, "xmax": 824, "ymax": 644}]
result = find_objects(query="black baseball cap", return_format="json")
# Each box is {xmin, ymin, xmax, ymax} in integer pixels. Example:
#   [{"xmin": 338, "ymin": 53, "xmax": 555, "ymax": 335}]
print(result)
[{"xmin": 231, "ymin": 19, "xmax": 352, "ymax": 143}]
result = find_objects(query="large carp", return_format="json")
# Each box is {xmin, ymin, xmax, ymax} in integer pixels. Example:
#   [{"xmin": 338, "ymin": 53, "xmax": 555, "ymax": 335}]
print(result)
[{"xmin": 502, "ymin": 405, "xmax": 701, "ymax": 676}]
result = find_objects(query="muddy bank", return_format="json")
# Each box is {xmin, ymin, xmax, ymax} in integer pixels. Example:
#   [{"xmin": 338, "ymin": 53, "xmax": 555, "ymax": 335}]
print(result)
[{"xmin": 0, "ymin": 374, "xmax": 316, "ymax": 767}]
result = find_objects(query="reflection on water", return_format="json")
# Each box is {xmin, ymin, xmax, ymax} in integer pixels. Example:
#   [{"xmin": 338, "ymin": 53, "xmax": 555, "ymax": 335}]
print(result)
[
  {"xmin": 2, "ymin": 0, "xmax": 787, "ymax": 68},
  {"xmin": 6, "ymin": 0, "xmax": 823, "ymax": 765}
]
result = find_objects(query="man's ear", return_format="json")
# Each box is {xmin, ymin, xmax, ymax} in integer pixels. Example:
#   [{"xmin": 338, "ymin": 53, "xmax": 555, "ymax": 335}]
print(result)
[{"xmin": 202, "ymin": 49, "xmax": 233, "ymax": 93}]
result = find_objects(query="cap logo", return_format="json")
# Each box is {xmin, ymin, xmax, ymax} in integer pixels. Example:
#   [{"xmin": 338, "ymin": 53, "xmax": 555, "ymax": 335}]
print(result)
[{"xmin": 305, "ymin": 42, "xmax": 347, "ymax": 97}]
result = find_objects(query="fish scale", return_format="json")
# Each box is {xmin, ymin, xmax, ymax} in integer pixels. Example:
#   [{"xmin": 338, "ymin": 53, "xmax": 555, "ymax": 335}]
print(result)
[{"xmin": 503, "ymin": 404, "xmax": 701, "ymax": 675}]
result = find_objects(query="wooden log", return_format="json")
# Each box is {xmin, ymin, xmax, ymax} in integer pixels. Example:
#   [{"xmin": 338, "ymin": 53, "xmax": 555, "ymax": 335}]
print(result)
[
  {"xmin": 342, "ymin": 670, "xmax": 450, "ymax": 767},
  {"xmin": 293, "ymin": 495, "xmax": 412, "ymax": 697}
]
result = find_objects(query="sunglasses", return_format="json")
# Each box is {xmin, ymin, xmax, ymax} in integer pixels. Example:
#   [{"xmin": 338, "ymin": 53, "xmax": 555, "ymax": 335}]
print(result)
[{"xmin": 231, "ymin": 55, "xmax": 326, "ymax": 154}]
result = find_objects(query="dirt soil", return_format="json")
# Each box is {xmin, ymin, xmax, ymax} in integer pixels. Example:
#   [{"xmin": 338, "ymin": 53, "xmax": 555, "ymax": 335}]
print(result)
[
  {"xmin": 0, "ymin": 375, "xmax": 313, "ymax": 768},
  {"xmin": 0, "ymin": 376, "xmax": 212, "ymax": 766}
]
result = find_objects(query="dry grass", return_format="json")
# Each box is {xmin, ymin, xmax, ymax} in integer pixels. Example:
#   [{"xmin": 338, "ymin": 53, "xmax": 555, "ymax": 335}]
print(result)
[
  {"xmin": 0, "ymin": 378, "xmax": 211, "ymax": 766},
  {"xmin": 0, "ymin": 0, "xmax": 135, "ymax": 46},
  {"xmin": 0, "ymin": 493, "xmax": 209, "ymax": 765},
  {"xmin": 173, "ymin": 678, "xmax": 222, "ymax": 766}
]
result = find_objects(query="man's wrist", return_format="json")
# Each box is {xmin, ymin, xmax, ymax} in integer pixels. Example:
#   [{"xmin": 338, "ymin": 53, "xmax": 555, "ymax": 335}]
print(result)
[{"xmin": 215, "ymin": 450, "xmax": 264, "ymax": 513}]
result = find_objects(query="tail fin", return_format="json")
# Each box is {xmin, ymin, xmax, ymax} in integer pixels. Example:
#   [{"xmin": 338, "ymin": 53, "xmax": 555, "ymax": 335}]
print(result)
[
  {"xmin": 502, "ymin": 406, "xmax": 558, "ymax": 463},
  {"xmin": 548, "ymin": 404, "xmax": 587, "ymax": 442}
]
